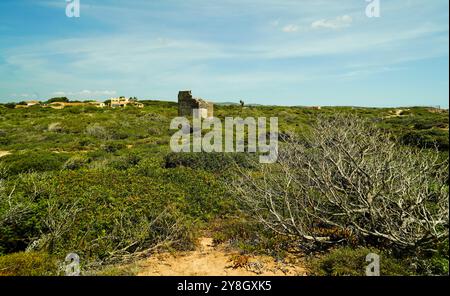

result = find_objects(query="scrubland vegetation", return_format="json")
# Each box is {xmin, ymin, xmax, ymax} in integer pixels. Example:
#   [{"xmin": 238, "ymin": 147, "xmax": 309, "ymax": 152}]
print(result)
[{"xmin": 0, "ymin": 102, "xmax": 448, "ymax": 275}]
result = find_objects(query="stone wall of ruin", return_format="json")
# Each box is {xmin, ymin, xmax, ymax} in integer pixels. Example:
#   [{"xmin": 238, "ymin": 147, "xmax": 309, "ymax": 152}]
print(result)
[{"xmin": 178, "ymin": 90, "xmax": 213, "ymax": 118}]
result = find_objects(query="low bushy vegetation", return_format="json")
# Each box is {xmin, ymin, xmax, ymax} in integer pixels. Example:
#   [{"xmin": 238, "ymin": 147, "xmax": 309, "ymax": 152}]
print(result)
[
  {"xmin": 231, "ymin": 114, "xmax": 449, "ymax": 275},
  {"xmin": 0, "ymin": 151, "xmax": 69, "ymax": 175},
  {"xmin": 0, "ymin": 251, "xmax": 59, "ymax": 276},
  {"xmin": 164, "ymin": 152, "xmax": 256, "ymax": 171},
  {"xmin": 0, "ymin": 103, "xmax": 448, "ymax": 275},
  {"xmin": 307, "ymin": 247, "xmax": 411, "ymax": 276}
]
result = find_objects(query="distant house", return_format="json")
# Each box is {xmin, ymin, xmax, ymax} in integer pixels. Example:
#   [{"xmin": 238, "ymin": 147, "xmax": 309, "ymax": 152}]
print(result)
[
  {"xmin": 110, "ymin": 97, "xmax": 144, "ymax": 108},
  {"xmin": 46, "ymin": 98, "xmax": 142, "ymax": 109},
  {"xmin": 89, "ymin": 101, "xmax": 106, "ymax": 108}
]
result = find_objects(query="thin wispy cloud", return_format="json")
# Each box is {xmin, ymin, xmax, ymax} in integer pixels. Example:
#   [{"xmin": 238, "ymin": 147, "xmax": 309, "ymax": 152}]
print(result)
[
  {"xmin": 311, "ymin": 15, "xmax": 352, "ymax": 30},
  {"xmin": 53, "ymin": 90, "xmax": 117, "ymax": 98},
  {"xmin": 282, "ymin": 24, "xmax": 300, "ymax": 33},
  {"xmin": 0, "ymin": 0, "xmax": 448, "ymax": 107}
]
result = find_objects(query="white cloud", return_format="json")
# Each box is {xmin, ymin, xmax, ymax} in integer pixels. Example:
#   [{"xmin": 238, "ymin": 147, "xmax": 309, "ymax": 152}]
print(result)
[
  {"xmin": 2, "ymin": 22, "xmax": 446, "ymax": 102},
  {"xmin": 282, "ymin": 24, "xmax": 299, "ymax": 33},
  {"xmin": 311, "ymin": 15, "xmax": 352, "ymax": 30},
  {"xmin": 52, "ymin": 90, "xmax": 117, "ymax": 97},
  {"xmin": 1, "ymin": 0, "xmax": 448, "ymax": 104}
]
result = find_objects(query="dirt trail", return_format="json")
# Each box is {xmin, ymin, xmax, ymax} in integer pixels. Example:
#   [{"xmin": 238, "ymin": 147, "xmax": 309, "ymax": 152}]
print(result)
[
  {"xmin": 384, "ymin": 109, "xmax": 407, "ymax": 119},
  {"xmin": 137, "ymin": 237, "xmax": 306, "ymax": 276},
  {"xmin": 0, "ymin": 151, "xmax": 11, "ymax": 158}
]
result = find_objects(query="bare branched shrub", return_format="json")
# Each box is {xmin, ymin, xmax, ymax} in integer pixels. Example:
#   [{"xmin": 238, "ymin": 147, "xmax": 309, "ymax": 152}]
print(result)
[
  {"xmin": 99, "ymin": 207, "xmax": 195, "ymax": 264},
  {"xmin": 233, "ymin": 115, "xmax": 449, "ymax": 250},
  {"xmin": 86, "ymin": 123, "xmax": 110, "ymax": 140},
  {"xmin": 0, "ymin": 172, "xmax": 48, "ymax": 228},
  {"xmin": 26, "ymin": 198, "xmax": 84, "ymax": 253}
]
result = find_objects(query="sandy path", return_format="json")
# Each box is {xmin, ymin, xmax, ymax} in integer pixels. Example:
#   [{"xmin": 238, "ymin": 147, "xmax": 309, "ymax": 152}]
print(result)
[
  {"xmin": 384, "ymin": 109, "xmax": 406, "ymax": 119},
  {"xmin": 137, "ymin": 237, "xmax": 306, "ymax": 276},
  {"xmin": 0, "ymin": 151, "xmax": 11, "ymax": 158}
]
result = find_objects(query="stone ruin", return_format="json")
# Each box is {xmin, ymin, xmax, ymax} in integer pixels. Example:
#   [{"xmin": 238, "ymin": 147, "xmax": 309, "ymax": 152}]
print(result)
[{"xmin": 178, "ymin": 90, "xmax": 214, "ymax": 119}]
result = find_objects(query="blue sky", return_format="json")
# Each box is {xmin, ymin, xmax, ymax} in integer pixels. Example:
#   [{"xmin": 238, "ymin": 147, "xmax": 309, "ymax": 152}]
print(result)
[{"xmin": 0, "ymin": 0, "xmax": 448, "ymax": 107}]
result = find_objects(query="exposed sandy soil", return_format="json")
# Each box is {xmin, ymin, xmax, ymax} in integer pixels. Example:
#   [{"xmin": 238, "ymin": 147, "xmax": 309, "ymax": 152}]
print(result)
[
  {"xmin": 0, "ymin": 151, "xmax": 11, "ymax": 158},
  {"xmin": 136, "ymin": 237, "xmax": 307, "ymax": 276},
  {"xmin": 384, "ymin": 109, "xmax": 407, "ymax": 118}
]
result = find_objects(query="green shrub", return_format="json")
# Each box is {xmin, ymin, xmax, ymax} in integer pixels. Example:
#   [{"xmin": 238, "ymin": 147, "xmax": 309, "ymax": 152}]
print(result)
[
  {"xmin": 0, "ymin": 169, "xmax": 198, "ymax": 262},
  {"xmin": 0, "ymin": 136, "xmax": 9, "ymax": 146},
  {"xmin": 0, "ymin": 252, "xmax": 58, "ymax": 276},
  {"xmin": 0, "ymin": 173, "xmax": 51, "ymax": 254},
  {"xmin": 0, "ymin": 162, "xmax": 9, "ymax": 179},
  {"xmin": 415, "ymin": 240, "xmax": 449, "ymax": 275},
  {"xmin": 46, "ymin": 97, "xmax": 68, "ymax": 104},
  {"xmin": 163, "ymin": 152, "xmax": 256, "ymax": 171},
  {"xmin": 3, "ymin": 103, "xmax": 16, "ymax": 109},
  {"xmin": 308, "ymin": 247, "xmax": 412, "ymax": 276},
  {"xmin": 401, "ymin": 130, "xmax": 449, "ymax": 151},
  {"xmin": 0, "ymin": 100, "xmax": 447, "ymax": 273},
  {"xmin": 110, "ymin": 130, "xmax": 130, "ymax": 140},
  {"xmin": 90, "ymin": 264, "xmax": 138, "ymax": 276},
  {"xmin": 422, "ymin": 254, "xmax": 449, "ymax": 275},
  {"xmin": 0, "ymin": 151, "xmax": 68, "ymax": 175},
  {"xmin": 211, "ymin": 217, "xmax": 290, "ymax": 258},
  {"xmin": 63, "ymin": 155, "xmax": 89, "ymax": 170},
  {"xmin": 109, "ymin": 153, "xmax": 141, "ymax": 170},
  {"xmin": 101, "ymin": 143, "xmax": 125, "ymax": 153},
  {"xmin": 414, "ymin": 122, "xmax": 434, "ymax": 130}
]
